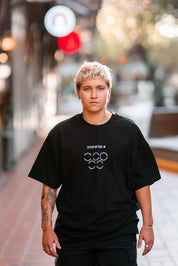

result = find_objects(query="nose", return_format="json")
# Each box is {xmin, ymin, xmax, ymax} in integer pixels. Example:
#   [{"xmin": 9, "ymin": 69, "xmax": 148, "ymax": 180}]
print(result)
[{"xmin": 91, "ymin": 88, "xmax": 97, "ymax": 98}]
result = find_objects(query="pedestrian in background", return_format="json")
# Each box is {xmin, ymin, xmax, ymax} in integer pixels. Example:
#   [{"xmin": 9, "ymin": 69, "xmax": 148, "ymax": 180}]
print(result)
[{"xmin": 29, "ymin": 61, "xmax": 161, "ymax": 266}]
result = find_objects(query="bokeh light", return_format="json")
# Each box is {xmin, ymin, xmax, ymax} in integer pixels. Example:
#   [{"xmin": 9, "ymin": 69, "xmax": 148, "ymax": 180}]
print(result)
[
  {"xmin": 0, "ymin": 53, "xmax": 8, "ymax": 63},
  {"xmin": 57, "ymin": 31, "xmax": 81, "ymax": 54},
  {"xmin": 118, "ymin": 55, "xmax": 128, "ymax": 65},
  {"xmin": 1, "ymin": 36, "xmax": 16, "ymax": 51},
  {"xmin": 155, "ymin": 14, "xmax": 178, "ymax": 38},
  {"xmin": 54, "ymin": 50, "xmax": 64, "ymax": 61},
  {"xmin": 0, "ymin": 64, "xmax": 11, "ymax": 79}
]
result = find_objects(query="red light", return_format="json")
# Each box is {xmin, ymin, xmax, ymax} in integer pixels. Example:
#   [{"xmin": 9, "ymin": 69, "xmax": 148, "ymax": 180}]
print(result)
[{"xmin": 57, "ymin": 31, "xmax": 81, "ymax": 55}]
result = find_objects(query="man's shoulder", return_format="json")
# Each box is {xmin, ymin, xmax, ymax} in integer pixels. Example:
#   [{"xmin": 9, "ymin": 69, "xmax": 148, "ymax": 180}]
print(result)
[
  {"xmin": 50, "ymin": 113, "xmax": 81, "ymax": 134},
  {"xmin": 113, "ymin": 112, "xmax": 136, "ymax": 128}
]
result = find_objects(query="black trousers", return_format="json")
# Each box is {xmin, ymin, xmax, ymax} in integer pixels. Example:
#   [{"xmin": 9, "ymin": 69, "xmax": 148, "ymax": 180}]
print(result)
[{"xmin": 55, "ymin": 234, "xmax": 137, "ymax": 266}]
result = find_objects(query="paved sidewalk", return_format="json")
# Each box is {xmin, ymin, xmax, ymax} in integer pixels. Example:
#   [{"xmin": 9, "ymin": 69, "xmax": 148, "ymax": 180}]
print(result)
[
  {"xmin": 137, "ymin": 171, "xmax": 178, "ymax": 266},
  {"xmin": 0, "ymin": 115, "xmax": 178, "ymax": 266}
]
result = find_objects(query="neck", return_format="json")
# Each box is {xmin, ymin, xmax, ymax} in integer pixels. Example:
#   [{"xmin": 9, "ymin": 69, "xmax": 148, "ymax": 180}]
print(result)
[{"xmin": 82, "ymin": 110, "xmax": 112, "ymax": 125}]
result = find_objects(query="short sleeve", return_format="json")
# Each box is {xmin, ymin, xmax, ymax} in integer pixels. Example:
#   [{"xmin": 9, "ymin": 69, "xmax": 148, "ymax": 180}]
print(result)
[
  {"xmin": 28, "ymin": 131, "xmax": 61, "ymax": 189},
  {"xmin": 129, "ymin": 123, "xmax": 161, "ymax": 190}
]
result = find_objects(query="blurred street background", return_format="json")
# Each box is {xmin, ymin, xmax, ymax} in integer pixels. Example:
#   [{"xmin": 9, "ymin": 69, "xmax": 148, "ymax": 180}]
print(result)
[{"xmin": 0, "ymin": 0, "xmax": 178, "ymax": 265}]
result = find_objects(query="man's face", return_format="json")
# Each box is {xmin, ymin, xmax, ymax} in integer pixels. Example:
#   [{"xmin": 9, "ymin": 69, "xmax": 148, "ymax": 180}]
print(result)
[{"xmin": 76, "ymin": 78, "xmax": 111, "ymax": 113}]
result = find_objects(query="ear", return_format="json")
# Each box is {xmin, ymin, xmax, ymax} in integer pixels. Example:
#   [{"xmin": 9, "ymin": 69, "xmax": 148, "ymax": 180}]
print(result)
[
  {"xmin": 76, "ymin": 88, "xmax": 80, "ymax": 99},
  {"xmin": 108, "ymin": 87, "xmax": 111, "ymax": 99}
]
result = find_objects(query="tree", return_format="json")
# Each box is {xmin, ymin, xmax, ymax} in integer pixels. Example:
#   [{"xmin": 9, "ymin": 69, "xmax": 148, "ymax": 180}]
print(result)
[{"xmin": 95, "ymin": 0, "xmax": 178, "ymax": 72}]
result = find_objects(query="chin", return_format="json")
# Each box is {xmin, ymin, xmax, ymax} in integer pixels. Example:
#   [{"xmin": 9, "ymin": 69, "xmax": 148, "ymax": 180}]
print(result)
[{"xmin": 88, "ymin": 108, "xmax": 103, "ymax": 113}]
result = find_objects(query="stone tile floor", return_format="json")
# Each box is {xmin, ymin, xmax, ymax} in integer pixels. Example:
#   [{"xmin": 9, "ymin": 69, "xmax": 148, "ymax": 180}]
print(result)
[{"xmin": 0, "ymin": 115, "xmax": 178, "ymax": 265}]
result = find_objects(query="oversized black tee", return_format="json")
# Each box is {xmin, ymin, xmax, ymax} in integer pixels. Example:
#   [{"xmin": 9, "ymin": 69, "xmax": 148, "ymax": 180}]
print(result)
[{"xmin": 28, "ymin": 113, "xmax": 161, "ymax": 252}]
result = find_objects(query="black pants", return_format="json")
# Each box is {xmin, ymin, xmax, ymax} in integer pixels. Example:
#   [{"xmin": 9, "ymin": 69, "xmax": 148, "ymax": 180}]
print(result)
[{"xmin": 55, "ymin": 235, "xmax": 137, "ymax": 266}]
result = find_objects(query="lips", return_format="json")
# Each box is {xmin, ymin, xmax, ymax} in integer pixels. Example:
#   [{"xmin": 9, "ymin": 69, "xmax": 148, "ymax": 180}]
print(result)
[{"xmin": 89, "ymin": 102, "xmax": 98, "ymax": 104}]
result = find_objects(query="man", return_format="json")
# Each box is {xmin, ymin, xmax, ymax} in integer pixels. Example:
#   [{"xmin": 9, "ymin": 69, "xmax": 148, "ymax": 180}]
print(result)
[{"xmin": 29, "ymin": 61, "xmax": 161, "ymax": 265}]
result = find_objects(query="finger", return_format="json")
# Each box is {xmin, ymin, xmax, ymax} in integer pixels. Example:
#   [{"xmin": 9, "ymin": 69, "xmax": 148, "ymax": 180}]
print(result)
[
  {"xmin": 43, "ymin": 244, "xmax": 55, "ymax": 256},
  {"xmin": 49, "ymin": 247, "xmax": 59, "ymax": 258},
  {"xmin": 43, "ymin": 244, "xmax": 49, "ymax": 255},
  {"xmin": 138, "ymin": 235, "xmax": 143, "ymax": 248},
  {"xmin": 142, "ymin": 243, "xmax": 152, "ymax": 256},
  {"xmin": 55, "ymin": 238, "xmax": 61, "ymax": 249},
  {"xmin": 45, "ymin": 245, "xmax": 58, "ymax": 258}
]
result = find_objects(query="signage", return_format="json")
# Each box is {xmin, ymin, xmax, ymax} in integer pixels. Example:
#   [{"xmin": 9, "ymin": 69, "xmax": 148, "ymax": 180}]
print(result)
[
  {"xmin": 57, "ymin": 31, "xmax": 81, "ymax": 54},
  {"xmin": 44, "ymin": 6, "xmax": 76, "ymax": 37}
]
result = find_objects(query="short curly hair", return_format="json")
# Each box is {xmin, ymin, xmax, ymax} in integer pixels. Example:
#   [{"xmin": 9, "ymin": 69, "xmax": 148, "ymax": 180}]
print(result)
[{"xmin": 75, "ymin": 61, "xmax": 112, "ymax": 90}]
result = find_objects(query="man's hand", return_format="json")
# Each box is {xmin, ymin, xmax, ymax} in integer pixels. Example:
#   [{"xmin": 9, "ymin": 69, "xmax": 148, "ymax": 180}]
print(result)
[
  {"xmin": 41, "ymin": 185, "xmax": 60, "ymax": 257},
  {"xmin": 138, "ymin": 226, "xmax": 154, "ymax": 256},
  {"xmin": 135, "ymin": 186, "xmax": 154, "ymax": 256},
  {"xmin": 42, "ymin": 227, "xmax": 61, "ymax": 258}
]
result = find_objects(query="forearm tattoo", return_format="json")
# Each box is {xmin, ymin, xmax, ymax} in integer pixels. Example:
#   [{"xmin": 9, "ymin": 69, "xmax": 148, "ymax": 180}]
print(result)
[{"xmin": 41, "ymin": 186, "xmax": 57, "ymax": 231}]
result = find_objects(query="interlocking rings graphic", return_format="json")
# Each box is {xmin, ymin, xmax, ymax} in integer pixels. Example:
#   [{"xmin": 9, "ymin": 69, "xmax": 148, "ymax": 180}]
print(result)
[{"xmin": 84, "ymin": 152, "xmax": 108, "ymax": 170}]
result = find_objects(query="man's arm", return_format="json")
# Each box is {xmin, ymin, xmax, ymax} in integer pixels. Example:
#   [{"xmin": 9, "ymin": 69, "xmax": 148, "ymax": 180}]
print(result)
[
  {"xmin": 135, "ymin": 185, "xmax": 154, "ymax": 256},
  {"xmin": 41, "ymin": 184, "xmax": 61, "ymax": 258}
]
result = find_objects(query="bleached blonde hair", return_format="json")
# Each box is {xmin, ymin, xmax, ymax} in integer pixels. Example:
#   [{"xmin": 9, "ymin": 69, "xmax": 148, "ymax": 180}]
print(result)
[{"xmin": 75, "ymin": 61, "xmax": 112, "ymax": 90}]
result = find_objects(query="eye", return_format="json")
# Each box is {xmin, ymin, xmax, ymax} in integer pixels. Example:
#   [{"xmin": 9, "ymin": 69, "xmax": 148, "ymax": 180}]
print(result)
[
  {"xmin": 84, "ymin": 87, "xmax": 90, "ymax": 91},
  {"xmin": 98, "ymin": 87, "xmax": 104, "ymax": 90}
]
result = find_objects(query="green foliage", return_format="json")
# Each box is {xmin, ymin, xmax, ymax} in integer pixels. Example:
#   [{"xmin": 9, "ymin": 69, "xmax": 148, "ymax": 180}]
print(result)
[{"xmin": 94, "ymin": 0, "xmax": 178, "ymax": 72}]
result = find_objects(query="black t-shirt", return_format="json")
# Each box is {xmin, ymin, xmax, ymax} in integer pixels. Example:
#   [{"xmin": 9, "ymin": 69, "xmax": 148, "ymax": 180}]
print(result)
[{"xmin": 28, "ymin": 113, "xmax": 161, "ymax": 252}]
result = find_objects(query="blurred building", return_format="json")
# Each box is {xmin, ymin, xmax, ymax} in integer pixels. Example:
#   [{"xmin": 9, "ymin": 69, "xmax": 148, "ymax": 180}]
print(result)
[{"xmin": 0, "ymin": 0, "xmax": 101, "ymax": 172}]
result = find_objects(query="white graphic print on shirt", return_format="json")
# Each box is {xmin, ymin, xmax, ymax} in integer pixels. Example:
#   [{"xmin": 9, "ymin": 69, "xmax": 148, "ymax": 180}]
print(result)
[{"xmin": 83, "ymin": 145, "xmax": 108, "ymax": 170}]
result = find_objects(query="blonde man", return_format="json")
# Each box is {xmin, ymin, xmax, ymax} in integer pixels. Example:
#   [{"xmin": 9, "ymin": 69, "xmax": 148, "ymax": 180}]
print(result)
[{"xmin": 29, "ymin": 61, "xmax": 161, "ymax": 266}]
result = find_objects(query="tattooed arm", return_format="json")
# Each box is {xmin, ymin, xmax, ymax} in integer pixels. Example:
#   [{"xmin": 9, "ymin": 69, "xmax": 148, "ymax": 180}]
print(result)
[{"xmin": 41, "ymin": 184, "xmax": 61, "ymax": 257}]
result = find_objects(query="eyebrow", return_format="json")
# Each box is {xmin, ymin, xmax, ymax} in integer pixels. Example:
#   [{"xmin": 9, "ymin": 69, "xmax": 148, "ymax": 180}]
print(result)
[{"xmin": 82, "ymin": 84, "xmax": 107, "ymax": 88}]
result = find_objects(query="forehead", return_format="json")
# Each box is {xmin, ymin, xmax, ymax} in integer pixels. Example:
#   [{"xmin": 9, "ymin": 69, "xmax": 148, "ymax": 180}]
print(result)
[{"xmin": 81, "ymin": 78, "xmax": 108, "ymax": 87}]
